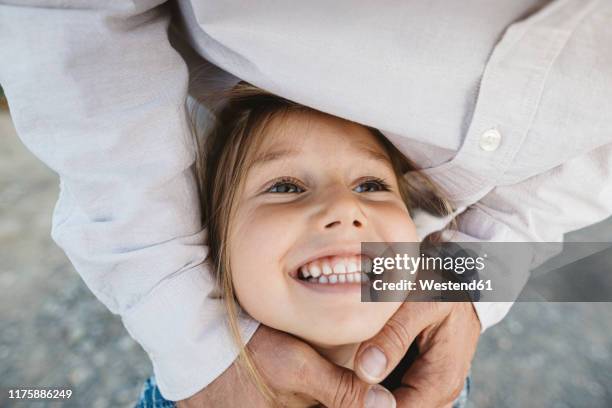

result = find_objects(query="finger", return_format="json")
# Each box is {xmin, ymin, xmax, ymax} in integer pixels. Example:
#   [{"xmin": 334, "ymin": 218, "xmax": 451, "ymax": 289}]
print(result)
[
  {"xmin": 354, "ymin": 302, "xmax": 443, "ymax": 383},
  {"xmin": 246, "ymin": 326, "xmax": 396, "ymax": 407},
  {"xmin": 393, "ymin": 355, "xmax": 467, "ymax": 408},
  {"xmin": 298, "ymin": 351, "xmax": 396, "ymax": 408},
  {"xmin": 394, "ymin": 304, "xmax": 478, "ymax": 408}
]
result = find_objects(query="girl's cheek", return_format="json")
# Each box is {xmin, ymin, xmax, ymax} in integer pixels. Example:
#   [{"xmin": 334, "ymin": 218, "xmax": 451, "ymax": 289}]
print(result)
[
  {"xmin": 373, "ymin": 203, "xmax": 418, "ymax": 242},
  {"xmin": 231, "ymin": 206, "xmax": 298, "ymax": 276},
  {"xmin": 233, "ymin": 205, "xmax": 285, "ymax": 242}
]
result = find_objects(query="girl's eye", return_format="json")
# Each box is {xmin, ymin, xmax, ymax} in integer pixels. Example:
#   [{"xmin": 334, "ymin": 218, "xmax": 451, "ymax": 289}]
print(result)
[
  {"xmin": 265, "ymin": 177, "xmax": 389, "ymax": 194},
  {"xmin": 267, "ymin": 179, "xmax": 305, "ymax": 194},
  {"xmin": 354, "ymin": 178, "xmax": 391, "ymax": 193}
]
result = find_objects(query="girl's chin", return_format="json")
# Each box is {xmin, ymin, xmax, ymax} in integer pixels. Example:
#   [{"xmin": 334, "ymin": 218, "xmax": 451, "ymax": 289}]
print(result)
[
  {"xmin": 298, "ymin": 326, "xmax": 384, "ymax": 348},
  {"xmin": 297, "ymin": 310, "xmax": 399, "ymax": 346}
]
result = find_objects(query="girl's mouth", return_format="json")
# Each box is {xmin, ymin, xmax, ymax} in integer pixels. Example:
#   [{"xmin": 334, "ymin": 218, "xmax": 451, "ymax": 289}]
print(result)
[{"xmin": 295, "ymin": 254, "xmax": 372, "ymax": 285}]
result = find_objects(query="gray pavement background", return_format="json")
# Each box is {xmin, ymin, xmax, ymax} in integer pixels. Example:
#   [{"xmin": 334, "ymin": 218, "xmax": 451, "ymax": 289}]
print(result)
[{"xmin": 1, "ymin": 111, "xmax": 611, "ymax": 407}]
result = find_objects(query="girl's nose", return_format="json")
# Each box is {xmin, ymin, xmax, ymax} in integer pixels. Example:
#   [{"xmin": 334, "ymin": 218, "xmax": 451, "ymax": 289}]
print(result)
[
  {"xmin": 324, "ymin": 218, "xmax": 363, "ymax": 229},
  {"xmin": 319, "ymin": 189, "xmax": 367, "ymax": 231}
]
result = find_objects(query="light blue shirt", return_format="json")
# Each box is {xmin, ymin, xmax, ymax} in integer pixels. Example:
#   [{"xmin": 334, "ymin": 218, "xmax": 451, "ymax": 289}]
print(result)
[{"xmin": 1, "ymin": 0, "xmax": 611, "ymax": 400}]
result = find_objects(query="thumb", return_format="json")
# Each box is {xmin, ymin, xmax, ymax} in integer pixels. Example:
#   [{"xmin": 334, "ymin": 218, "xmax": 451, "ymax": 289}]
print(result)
[
  {"xmin": 302, "ymin": 355, "xmax": 396, "ymax": 408},
  {"xmin": 353, "ymin": 302, "xmax": 440, "ymax": 383}
]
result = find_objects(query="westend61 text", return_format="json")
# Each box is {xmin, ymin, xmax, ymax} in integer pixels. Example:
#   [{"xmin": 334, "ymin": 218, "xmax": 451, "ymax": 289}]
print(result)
[{"xmin": 372, "ymin": 279, "xmax": 493, "ymax": 292}]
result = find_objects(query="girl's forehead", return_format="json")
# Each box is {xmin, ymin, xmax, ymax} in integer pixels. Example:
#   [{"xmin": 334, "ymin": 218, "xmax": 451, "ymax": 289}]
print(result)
[{"xmin": 258, "ymin": 110, "xmax": 387, "ymax": 157}]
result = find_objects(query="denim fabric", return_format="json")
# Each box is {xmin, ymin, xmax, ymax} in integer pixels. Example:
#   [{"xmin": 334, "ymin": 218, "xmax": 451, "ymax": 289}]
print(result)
[
  {"xmin": 135, "ymin": 375, "xmax": 471, "ymax": 408},
  {"xmin": 135, "ymin": 377, "xmax": 176, "ymax": 408}
]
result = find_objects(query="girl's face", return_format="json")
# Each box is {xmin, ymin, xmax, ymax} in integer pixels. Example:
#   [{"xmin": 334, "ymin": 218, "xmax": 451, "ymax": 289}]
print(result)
[{"xmin": 229, "ymin": 110, "xmax": 418, "ymax": 347}]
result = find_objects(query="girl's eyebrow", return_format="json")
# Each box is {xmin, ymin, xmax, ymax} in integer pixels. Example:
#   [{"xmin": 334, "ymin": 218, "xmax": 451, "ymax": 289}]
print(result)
[
  {"xmin": 351, "ymin": 141, "xmax": 394, "ymax": 170},
  {"xmin": 252, "ymin": 143, "xmax": 390, "ymax": 167},
  {"xmin": 357, "ymin": 144, "xmax": 391, "ymax": 165},
  {"xmin": 252, "ymin": 148, "xmax": 299, "ymax": 167}
]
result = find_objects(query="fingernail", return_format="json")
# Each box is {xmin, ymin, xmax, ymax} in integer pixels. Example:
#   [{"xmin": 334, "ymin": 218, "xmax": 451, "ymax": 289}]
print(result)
[
  {"xmin": 359, "ymin": 346, "xmax": 387, "ymax": 381},
  {"xmin": 365, "ymin": 384, "xmax": 396, "ymax": 408}
]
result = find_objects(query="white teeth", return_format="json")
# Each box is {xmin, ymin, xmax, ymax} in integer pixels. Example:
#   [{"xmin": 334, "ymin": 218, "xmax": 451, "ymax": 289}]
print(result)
[
  {"xmin": 309, "ymin": 262, "xmax": 322, "ymax": 278},
  {"xmin": 333, "ymin": 261, "xmax": 346, "ymax": 274},
  {"xmin": 297, "ymin": 255, "xmax": 373, "ymax": 284},
  {"xmin": 362, "ymin": 257, "xmax": 372, "ymax": 273},
  {"xmin": 321, "ymin": 262, "xmax": 333, "ymax": 275},
  {"xmin": 303, "ymin": 272, "xmax": 365, "ymax": 284}
]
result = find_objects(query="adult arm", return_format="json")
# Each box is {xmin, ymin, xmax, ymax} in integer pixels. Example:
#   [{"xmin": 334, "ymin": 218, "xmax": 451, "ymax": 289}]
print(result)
[
  {"xmin": 461, "ymin": 143, "xmax": 612, "ymax": 330},
  {"xmin": 0, "ymin": 4, "xmax": 397, "ymax": 406},
  {"xmin": 352, "ymin": 143, "xmax": 612, "ymax": 407},
  {"xmin": 0, "ymin": 1, "xmax": 259, "ymax": 400}
]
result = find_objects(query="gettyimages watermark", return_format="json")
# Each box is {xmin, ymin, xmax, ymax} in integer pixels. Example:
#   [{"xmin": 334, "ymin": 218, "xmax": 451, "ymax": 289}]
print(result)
[{"xmin": 359, "ymin": 241, "xmax": 612, "ymax": 302}]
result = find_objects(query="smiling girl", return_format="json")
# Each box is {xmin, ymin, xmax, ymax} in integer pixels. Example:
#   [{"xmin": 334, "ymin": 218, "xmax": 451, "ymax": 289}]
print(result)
[{"xmin": 137, "ymin": 82, "xmax": 467, "ymax": 407}]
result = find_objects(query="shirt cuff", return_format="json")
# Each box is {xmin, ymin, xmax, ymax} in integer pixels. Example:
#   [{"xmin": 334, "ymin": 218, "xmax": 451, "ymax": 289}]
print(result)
[
  {"xmin": 120, "ymin": 263, "xmax": 260, "ymax": 401},
  {"xmin": 472, "ymin": 301, "xmax": 513, "ymax": 332}
]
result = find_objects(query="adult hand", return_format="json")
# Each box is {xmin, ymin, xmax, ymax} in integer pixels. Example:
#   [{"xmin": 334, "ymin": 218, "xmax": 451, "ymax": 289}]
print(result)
[
  {"xmin": 353, "ymin": 302, "xmax": 481, "ymax": 408},
  {"xmin": 177, "ymin": 325, "xmax": 396, "ymax": 408}
]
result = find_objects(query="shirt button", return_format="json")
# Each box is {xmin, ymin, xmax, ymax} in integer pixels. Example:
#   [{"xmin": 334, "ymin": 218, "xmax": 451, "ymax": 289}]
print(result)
[{"xmin": 479, "ymin": 128, "xmax": 502, "ymax": 152}]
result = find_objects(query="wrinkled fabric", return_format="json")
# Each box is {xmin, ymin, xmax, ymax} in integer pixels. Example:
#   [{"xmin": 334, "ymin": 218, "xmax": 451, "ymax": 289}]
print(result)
[{"xmin": 1, "ymin": 0, "xmax": 611, "ymax": 400}]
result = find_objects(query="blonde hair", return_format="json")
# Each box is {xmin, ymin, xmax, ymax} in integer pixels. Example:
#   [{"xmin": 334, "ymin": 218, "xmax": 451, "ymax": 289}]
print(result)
[{"xmin": 189, "ymin": 81, "xmax": 453, "ymax": 405}]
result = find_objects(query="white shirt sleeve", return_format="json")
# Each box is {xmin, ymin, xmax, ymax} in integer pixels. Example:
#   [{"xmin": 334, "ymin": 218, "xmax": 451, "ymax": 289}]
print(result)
[
  {"xmin": 453, "ymin": 143, "xmax": 612, "ymax": 331},
  {"xmin": 0, "ymin": 2, "xmax": 258, "ymax": 400}
]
